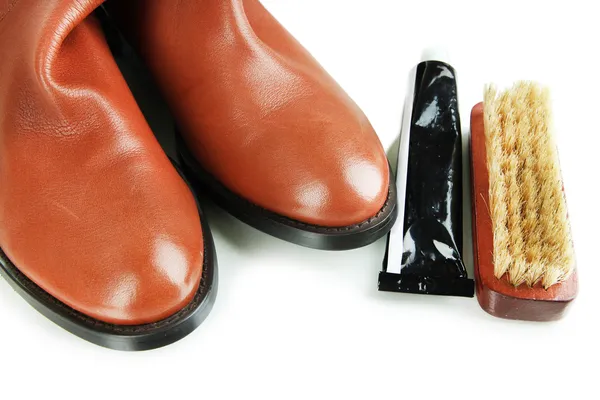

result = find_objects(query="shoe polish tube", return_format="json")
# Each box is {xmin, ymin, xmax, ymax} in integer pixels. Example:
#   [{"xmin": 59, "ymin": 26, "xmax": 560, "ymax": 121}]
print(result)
[{"xmin": 379, "ymin": 51, "xmax": 474, "ymax": 297}]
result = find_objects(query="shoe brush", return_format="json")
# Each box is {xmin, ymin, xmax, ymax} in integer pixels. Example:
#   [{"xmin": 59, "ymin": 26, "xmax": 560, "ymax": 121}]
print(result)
[{"xmin": 470, "ymin": 82, "xmax": 577, "ymax": 321}]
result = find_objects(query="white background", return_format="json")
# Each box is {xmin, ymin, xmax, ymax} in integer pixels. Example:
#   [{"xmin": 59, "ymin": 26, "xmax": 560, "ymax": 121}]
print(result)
[{"xmin": 1, "ymin": 1, "xmax": 598, "ymax": 399}]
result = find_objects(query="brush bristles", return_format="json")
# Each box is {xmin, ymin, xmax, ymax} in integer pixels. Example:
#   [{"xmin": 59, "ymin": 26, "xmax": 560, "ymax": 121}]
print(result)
[{"xmin": 483, "ymin": 82, "xmax": 574, "ymax": 289}]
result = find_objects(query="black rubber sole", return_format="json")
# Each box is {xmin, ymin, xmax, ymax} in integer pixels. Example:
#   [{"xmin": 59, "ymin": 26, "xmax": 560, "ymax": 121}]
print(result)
[
  {"xmin": 0, "ymin": 167, "xmax": 217, "ymax": 351},
  {"xmin": 178, "ymin": 135, "xmax": 398, "ymax": 251}
]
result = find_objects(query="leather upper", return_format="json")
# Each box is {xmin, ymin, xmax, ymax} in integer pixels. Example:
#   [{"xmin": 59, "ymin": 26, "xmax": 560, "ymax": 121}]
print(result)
[
  {"xmin": 107, "ymin": 0, "xmax": 390, "ymax": 227},
  {"xmin": 0, "ymin": 0, "xmax": 204, "ymax": 325}
]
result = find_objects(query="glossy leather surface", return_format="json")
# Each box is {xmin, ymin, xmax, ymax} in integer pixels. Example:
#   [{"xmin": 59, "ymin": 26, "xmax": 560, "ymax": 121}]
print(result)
[
  {"xmin": 0, "ymin": 0, "xmax": 204, "ymax": 325},
  {"xmin": 107, "ymin": 0, "xmax": 390, "ymax": 227}
]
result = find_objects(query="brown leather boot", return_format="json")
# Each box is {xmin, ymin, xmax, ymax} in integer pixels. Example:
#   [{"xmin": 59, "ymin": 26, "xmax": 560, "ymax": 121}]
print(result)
[
  {"xmin": 0, "ymin": 0, "xmax": 216, "ymax": 350},
  {"xmin": 105, "ymin": 0, "xmax": 397, "ymax": 250}
]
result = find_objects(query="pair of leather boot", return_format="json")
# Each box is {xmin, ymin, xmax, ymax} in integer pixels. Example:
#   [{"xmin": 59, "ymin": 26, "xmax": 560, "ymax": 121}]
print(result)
[{"xmin": 0, "ymin": 0, "xmax": 396, "ymax": 350}]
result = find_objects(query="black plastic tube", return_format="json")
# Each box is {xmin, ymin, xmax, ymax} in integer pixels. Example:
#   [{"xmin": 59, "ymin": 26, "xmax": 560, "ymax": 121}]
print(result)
[{"xmin": 379, "ymin": 59, "xmax": 474, "ymax": 297}]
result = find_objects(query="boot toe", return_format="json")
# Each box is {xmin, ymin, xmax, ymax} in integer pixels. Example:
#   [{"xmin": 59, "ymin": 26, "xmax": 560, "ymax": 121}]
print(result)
[
  {"xmin": 293, "ymin": 157, "xmax": 390, "ymax": 228},
  {"xmin": 93, "ymin": 234, "xmax": 204, "ymax": 325}
]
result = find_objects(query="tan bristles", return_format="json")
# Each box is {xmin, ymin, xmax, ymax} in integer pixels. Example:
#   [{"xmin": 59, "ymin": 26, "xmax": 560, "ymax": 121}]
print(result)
[{"xmin": 483, "ymin": 82, "xmax": 574, "ymax": 289}]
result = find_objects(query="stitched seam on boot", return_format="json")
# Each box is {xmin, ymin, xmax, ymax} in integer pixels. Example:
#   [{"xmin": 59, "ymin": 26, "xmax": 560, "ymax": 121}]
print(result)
[{"xmin": 0, "ymin": 0, "xmax": 21, "ymax": 25}]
